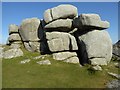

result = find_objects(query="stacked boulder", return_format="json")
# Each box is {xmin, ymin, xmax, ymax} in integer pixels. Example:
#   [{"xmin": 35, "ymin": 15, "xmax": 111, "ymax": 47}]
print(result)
[
  {"xmin": 5, "ymin": 4, "xmax": 113, "ymax": 66},
  {"xmin": 3, "ymin": 24, "xmax": 24, "ymax": 59},
  {"xmin": 73, "ymin": 14, "xmax": 112, "ymax": 65},
  {"xmin": 42, "ymin": 4, "xmax": 112, "ymax": 65},
  {"xmin": 19, "ymin": 18, "xmax": 41, "ymax": 52},
  {"xmin": 8, "ymin": 24, "xmax": 22, "ymax": 46},
  {"xmin": 42, "ymin": 5, "xmax": 80, "ymax": 63}
]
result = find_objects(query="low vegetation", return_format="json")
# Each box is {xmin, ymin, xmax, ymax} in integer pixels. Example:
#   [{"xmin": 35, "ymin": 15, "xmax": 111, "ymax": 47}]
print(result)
[{"xmin": 2, "ymin": 46, "xmax": 120, "ymax": 88}]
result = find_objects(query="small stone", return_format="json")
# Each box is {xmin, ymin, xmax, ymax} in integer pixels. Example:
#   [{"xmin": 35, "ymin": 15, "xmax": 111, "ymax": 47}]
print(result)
[
  {"xmin": 33, "ymin": 56, "xmax": 42, "ymax": 60},
  {"xmin": 36, "ymin": 60, "xmax": 51, "ymax": 65},
  {"xmin": 92, "ymin": 65, "xmax": 102, "ymax": 71},
  {"xmin": 20, "ymin": 59, "xmax": 31, "ymax": 64},
  {"xmin": 114, "ymin": 62, "xmax": 120, "ymax": 68}
]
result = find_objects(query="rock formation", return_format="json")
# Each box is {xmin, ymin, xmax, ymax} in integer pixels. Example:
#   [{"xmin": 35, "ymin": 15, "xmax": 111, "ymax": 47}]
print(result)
[
  {"xmin": 4, "ymin": 4, "xmax": 113, "ymax": 66},
  {"xmin": 112, "ymin": 40, "xmax": 120, "ymax": 60}
]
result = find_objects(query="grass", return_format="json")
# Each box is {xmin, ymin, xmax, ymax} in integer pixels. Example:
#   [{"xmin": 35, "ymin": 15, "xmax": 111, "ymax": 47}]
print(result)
[{"xmin": 2, "ymin": 46, "xmax": 120, "ymax": 88}]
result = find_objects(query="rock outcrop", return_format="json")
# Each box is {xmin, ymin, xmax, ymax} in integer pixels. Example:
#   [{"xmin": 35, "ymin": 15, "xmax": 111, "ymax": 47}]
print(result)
[
  {"xmin": 7, "ymin": 24, "xmax": 22, "ymax": 46},
  {"xmin": 112, "ymin": 40, "xmax": 120, "ymax": 60},
  {"xmin": 5, "ymin": 4, "xmax": 113, "ymax": 66}
]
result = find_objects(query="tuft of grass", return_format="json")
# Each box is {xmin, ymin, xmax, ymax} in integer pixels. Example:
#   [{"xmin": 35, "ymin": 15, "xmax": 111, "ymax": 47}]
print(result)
[{"xmin": 2, "ymin": 47, "xmax": 120, "ymax": 88}]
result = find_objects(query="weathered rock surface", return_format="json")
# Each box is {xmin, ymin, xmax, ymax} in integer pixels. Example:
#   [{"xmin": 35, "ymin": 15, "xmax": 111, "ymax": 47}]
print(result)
[
  {"xmin": 106, "ymin": 79, "xmax": 120, "ymax": 88},
  {"xmin": 23, "ymin": 41, "xmax": 40, "ymax": 52},
  {"xmin": 53, "ymin": 52, "xmax": 77, "ymax": 60},
  {"xmin": 46, "ymin": 32, "xmax": 78, "ymax": 52},
  {"xmin": 64, "ymin": 56, "xmax": 79, "ymax": 64},
  {"xmin": 44, "ymin": 19, "xmax": 73, "ymax": 32},
  {"xmin": 10, "ymin": 43, "xmax": 21, "ymax": 49},
  {"xmin": 75, "ymin": 30, "xmax": 112, "ymax": 65},
  {"xmin": 36, "ymin": 60, "xmax": 51, "ymax": 65},
  {"xmin": 9, "ymin": 24, "xmax": 19, "ymax": 34},
  {"xmin": 19, "ymin": 18, "xmax": 40, "ymax": 41},
  {"xmin": 113, "ymin": 40, "xmax": 120, "ymax": 61},
  {"xmin": 108, "ymin": 72, "xmax": 120, "ymax": 79},
  {"xmin": 73, "ymin": 14, "xmax": 110, "ymax": 30},
  {"xmin": 44, "ymin": 4, "xmax": 78, "ymax": 23},
  {"xmin": 3, "ymin": 48, "xmax": 23, "ymax": 59},
  {"xmin": 8, "ymin": 34, "xmax": 21, "ymax": 41}
]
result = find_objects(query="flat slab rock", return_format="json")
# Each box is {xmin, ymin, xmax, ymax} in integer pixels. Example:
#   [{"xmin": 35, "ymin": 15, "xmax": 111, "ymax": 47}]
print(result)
[
  {"xmin": 36, "ymin": 60, "xmax": 51, "ymax": 65},
  {"xmin": 73, "ymin": 14, "xmax": 110, "ymax": 30},
  {"xmin": 53, "ymin": 51, "xmax": 77, "ymax": 60},
  {"xmin": 8, "ymin": 33, "xmax": 21, "ymax": 41},
  {"xmin": 3, "ymin": 48, "xmax": 23, "ymax": 59},
  {"xmin": 44, "ymin": 4, "xmax": 78, "ymax": 23},
  {"xmin": 44, "ymin": 19, "xmax": 73, "ymax": 32}
]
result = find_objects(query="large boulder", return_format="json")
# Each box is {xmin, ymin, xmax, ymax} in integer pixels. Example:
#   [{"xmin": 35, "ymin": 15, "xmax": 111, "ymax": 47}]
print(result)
[
  {"xmin": 75, "ymin": 30, "xmax": 112, "ymax": 65},
  {"xmin": 19, "ymin": 18, "xmax": 40, "ymax": 41},
  {"xmin": 73, "ymin": 14, "xmax": 110, "ymax": 30},
  {"xmin": 8, "ymin": 33, "xmax": 21, "ymax": 42},
  {"xmin": 44, "ymin": 4, "xmax": 78, "ymax": 23},
  {"xmin": 44, "ymin": 19, "xmax": 73, "ymax": 32},
  {"xmin": 9, "ymin": 24, "xmax": 19, "ymax": 34},
  {"xmin": 46, "ymin": 32, "xmax": 78, "ymax": 52},
  {"xmin": 3, "ymin": 48, "xmax": 23, "ymax": 59}
]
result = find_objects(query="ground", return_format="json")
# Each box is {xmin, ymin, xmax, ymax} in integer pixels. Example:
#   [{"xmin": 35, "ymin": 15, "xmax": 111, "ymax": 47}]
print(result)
[{"xmin": 2, "ymin": 46, "xmax": 120, "ymax": 88}]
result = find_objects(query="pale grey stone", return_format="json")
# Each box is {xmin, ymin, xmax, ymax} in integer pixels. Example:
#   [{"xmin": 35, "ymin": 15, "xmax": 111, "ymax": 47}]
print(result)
[
  {"xmin": 53, "ymin": 52, "xmax": 77, "ymax": 60},
  {"xmin": 36, "ymin": 60, "xmax": 51, "ymax": 65},
  {"xmin": 23, "ymin": 41, "xmax": 40, "ymax": 52},
  {"xmin": 3, "ymin": 48, "xmax": 23, "ymax": 59},
  {"xmin": 44, "ymin": 9, "xmax": 53, "ymax": 24},
  {"xmin": 8, "ymin": 33, "xmax": 21, "ymax": 41},
  {"xmin": 106, "ymin": 79, "xmax": 120, "ymax": 89},
  {"xmin": 11, "ymin": 41, "xmax": 22, "ymax": 44},
  {"xmin": 114, "ymin": 63, "xmax": 120, "ymax": 68},
  {"xmin": 20, "ymin": 59, "xmax": 31, "ymax": 64},
  {"xmin": 33, "ymin": 56, "xmax": 42, "ymax": 60},
  {"xmin": 46, "ymin": 32, "xmax": 78, "ymax": 52},
  {"xmin": 90, "ymin": 58, "xmax": 107, "ymax": 65},
  {"xmin": 44, "ymin": 4, "xmax": 78, "ymax": 23},
  {"xmin": 108, "ymin": 72, "xmax": 120, "ymax": 79},
  {"xmin": 10, "ymin": 44, "xmax": 21, "ymax": 49},
  {"xmin": 64, "ymin": 56, "xmax": 79, "ymax": 64},
  {"xmin": 44, "ymin": 19, "xmax": 73, "ymax": 32},
  {"xmin": 92, "ymin": 65, "xmax": 102, "ymax": 71},
  {"xmin": 73, "ymin": 14, "xmax": 110, "ymax": 30},
  {"xmin": 33, "ymin": 55, "xmax": 47, "ymax": 60},
  {"xmin": 9, "ymin": 24, "xmax": 19, "ymax": 34},
  {"xmin": 76, "ymin": 30, "xmax": 112, "ymax": 65},
  {"xmin": 19, "ymin": 18, "xmax": 40, "ymax": 41},
  {"xmin": 52, "ymin": 4, "xmax": 78, "ymax": 20}
]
